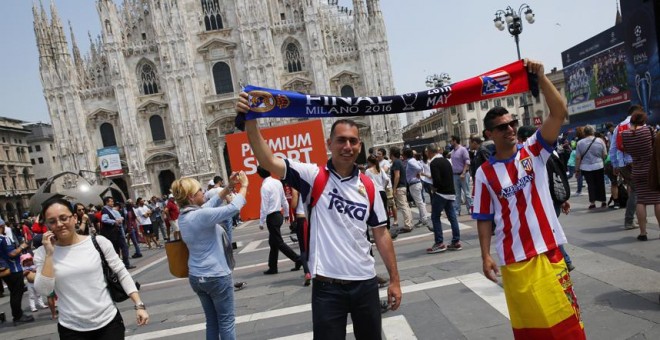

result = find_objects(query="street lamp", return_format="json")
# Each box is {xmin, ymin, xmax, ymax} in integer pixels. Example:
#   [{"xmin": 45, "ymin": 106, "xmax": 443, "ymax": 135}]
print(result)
[
  {"xmin": 426, "ymin": 73, "xmax": 465, "ymax": 144},
  {"xmin": 493, "ymin": 4, "xmax": 535, "ymax": 123},
  {"xmin": 493, "ymin": 4, "xmax": 535, "ymax": 60}
]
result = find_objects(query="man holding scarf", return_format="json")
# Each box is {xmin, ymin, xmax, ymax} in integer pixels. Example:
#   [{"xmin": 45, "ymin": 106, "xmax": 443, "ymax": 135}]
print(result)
[
  {"xmin": 237, "ymin": 97, "xmax": 401, "ymax": 340},
  {"xmin": 472, "ymin": 59, "xmax": 585, "ymax": 339}
]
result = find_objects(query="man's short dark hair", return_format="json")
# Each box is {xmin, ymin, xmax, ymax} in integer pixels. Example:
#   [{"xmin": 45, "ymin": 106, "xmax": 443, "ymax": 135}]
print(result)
[
  {"xmin": 451, "ymin": 135, "xmax": 460, "ymax": 143},
  {"xmin": 426, "ymin": 143, "xmax": 439, "ymax": 154},
  {"xmin": 483, "ymin": 106, "xmax": 509, "ymax": 130},
  {"xmin": 377, "ymin": 148, "xmax": 387, "ymax": 157},
  {"xmin": 213, "ymin": 176, "xmax": 223, "ymax": 184},
  {"xmin": 330, "ymin": 119, "xmax": 359, "ymax": 138},
  {"xmin": 256, "ymin": 166, "xmax": 271, "ymax": 179},
  {"xmin": 517, "ymin": 125, "xmax": 536, "ymax": 141},
  {"xmin": 103, "ymin": 196, "xmax": 114, "ymax": 205},
  {"xmin": 470, "ymin": 136, "xmax": 483, "ymax": 145},
  {"xmin": 390, "ymin": 146, "xmax": 401, "ymax": 158},
  {"xmin": 402, "ymin": 148, "xmax": 414, "ymax": 159},
  {"xmin": 368, "ymin": 147, "xmax": 374, "ymax": 155}
]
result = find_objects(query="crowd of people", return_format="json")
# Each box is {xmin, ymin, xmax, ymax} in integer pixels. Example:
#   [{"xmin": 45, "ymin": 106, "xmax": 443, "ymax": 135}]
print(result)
[{"xmin": 2, "ymin": 57, "xmax": 658, "ymax": 339}]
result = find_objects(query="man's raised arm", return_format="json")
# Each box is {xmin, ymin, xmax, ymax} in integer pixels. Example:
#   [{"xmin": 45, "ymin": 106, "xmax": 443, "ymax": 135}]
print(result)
[
  {"xmin": 237, "ymin": 92, "xmax": 286, "ymax": 178},
  {"xmin": 527, "ymin": 59, "xmax": 568, "ymax": 143}
]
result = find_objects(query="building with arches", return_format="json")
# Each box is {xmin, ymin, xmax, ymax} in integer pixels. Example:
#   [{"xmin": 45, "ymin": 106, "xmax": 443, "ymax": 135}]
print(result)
[
  {"xmin": 0, "ymin": 117, "xmax": 37, "ymax": 223},
  {"xmin": 33, "ymin": 0, "xmax": 401, "ymax": 199}
]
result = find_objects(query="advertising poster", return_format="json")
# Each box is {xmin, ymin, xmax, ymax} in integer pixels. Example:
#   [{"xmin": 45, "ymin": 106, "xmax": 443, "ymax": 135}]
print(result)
[
  {"xmin": 562, "ymin": 26, "xmax": 631, "ymax": 116},
  {"xmin": 225, "ymin": 119, "xmax": 329, "ymax": 220},
  {"xmin": 97, "ymin": 146, "xmax": 123, "ymax": 177},
  {"xmin": 621, "ymin": 0, "xmax": 659, "ymax": 125}
]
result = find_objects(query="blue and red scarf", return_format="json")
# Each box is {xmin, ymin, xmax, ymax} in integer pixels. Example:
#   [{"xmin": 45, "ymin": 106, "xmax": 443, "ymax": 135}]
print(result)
[{"xmin": 236, "ymin": 60, "xmax": 537, "ymax": 129}]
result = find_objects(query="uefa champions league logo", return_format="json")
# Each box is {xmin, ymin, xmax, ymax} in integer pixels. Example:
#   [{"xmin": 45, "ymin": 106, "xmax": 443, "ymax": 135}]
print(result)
[{"xmin": 400, "ymin": 93, "xmax": 418, "ymax": 111}]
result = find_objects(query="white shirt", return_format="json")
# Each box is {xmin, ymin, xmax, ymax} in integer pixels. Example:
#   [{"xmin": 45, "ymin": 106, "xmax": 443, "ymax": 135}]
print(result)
[
  {"xmin": 134, "ymin": 205, "xmax": 152, "ymax": 225},
  {"xmin": 204, "ymin": 187, "xmax": 222, "ymax": 202},
  {"xmin": 365, "ymin": 168, "xmax": 389, "ymax": 192},
  {"xmin": 259, "ymin": 176, "xmax": 289, "ymax": 226},
  {"xmin": 33, "ymin": 236, "xmax": 138, "ymax": 332},
  {"xmin": 421, "ymin": 159, "xmax": 433, "ymax": 184},
  {"xmin": 284, "ymin": 159, "xmax": 388, "ymax": 280}
]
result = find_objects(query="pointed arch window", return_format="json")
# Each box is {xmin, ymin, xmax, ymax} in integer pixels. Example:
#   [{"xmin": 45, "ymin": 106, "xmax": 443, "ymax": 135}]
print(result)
[
  {"xmin": 138, "ymin": 61, "xmax": 160, "ymax": 95},
  {"xmin": 149, "ymin": 115, "xmax": 166, "ymax": 142},
  {"xmin": 100, "ymin": 123, "xmax": 117, "ymax": 147},
  {"xmin": 212, "ymin": 62, "xmax": 233, "ymax": 94},
  {"xmin": 283, "ymin": 42, "xmax": 304, "ymax": 73},
  {"xmin": 201, "ymin": 0, "xmax": 223, "ymax": 31},
  {"xmin": 340, "ymin": 85, "xmax": 355, "ymax": 97}
]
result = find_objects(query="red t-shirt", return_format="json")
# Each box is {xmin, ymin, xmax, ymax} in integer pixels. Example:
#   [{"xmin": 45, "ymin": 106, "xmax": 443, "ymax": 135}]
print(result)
[
  {"xmin": 166, "ymin": 200, "xmax": 180, "ymax": 220},
  {"xmin": 22, "ymin": 224, "xmax": 33, "ymax": 241},
  {"xmin": 32, "ymin": 221, "xmax": 48, "ymax": 234}
]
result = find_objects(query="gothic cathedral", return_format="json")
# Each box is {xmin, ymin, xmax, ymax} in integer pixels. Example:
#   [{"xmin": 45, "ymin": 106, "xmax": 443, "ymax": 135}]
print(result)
[{"xmin": 33, "ymin": 0, "xmax": 401, "ymax": 198}]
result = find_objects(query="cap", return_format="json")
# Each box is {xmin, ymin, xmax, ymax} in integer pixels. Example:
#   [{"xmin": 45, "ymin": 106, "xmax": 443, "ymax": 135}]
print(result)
[
  {"xmin": 20, "ymin": 253, "xmax": 33, "ymax": 264},
  {"xmin": 208, "ymin": 179, "xmax": 215, "ymax": 186},
  {"xmin": 517, "ymin": 125, "xmax": 537, "ymax": 141},
  {"xmin": 168, "ymin": 194, "xmax": 174, "ymax": 199}
]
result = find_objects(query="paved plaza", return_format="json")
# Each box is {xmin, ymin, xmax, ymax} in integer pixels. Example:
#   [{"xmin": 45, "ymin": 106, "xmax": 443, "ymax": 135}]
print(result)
[{"xmin": 1, "ymin": 182, "xmax": 659, "ymax": 339}]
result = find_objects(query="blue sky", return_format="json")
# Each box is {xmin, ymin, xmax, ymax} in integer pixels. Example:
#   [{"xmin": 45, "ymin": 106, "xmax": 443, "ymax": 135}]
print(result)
[{"xmin": 0, "ymin": 0, "xmax": 617, "ymax": 123}]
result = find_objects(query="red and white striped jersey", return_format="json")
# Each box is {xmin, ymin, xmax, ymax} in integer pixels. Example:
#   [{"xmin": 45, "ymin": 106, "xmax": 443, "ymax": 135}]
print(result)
[{"xmin": 472, "ymin": 130, "xmax": 567, "ymax": 265}]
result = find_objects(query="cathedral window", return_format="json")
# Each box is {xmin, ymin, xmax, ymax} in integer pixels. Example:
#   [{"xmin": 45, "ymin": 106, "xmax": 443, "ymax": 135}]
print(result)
[
  {"xmin": 149, "ymin": 115, "xmax": 166, "ymax": 142},
  {"xmin": 340, "ymin": 85, "xmax": 355, "ymax": 97},
  {"xmin": 201, "ymin": 0, "xmax": 223, "ymax": 31},
  {"xmin": 283, "ymin": 42, "xmax": 304, "ymax": 73},
  {"xmin": 212, "ymin": 62, "xmax": 233, "ymax": 94},
  {"xmin": 138, "ymin": 61, "xmax": 160, "ymax": 95},
  {"xmin": 469, "ymin": 119, "xmax": 478, "ymax": 135},
  {"xmin": 100, "ymin": 123, "xmax": 117, "ymax": 147}
]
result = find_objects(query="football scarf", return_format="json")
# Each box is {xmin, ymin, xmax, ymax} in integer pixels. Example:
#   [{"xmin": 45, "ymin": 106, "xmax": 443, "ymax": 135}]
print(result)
[{"xmin": 236, "ymin": 60, "xmax": 538, "ymax": 129}]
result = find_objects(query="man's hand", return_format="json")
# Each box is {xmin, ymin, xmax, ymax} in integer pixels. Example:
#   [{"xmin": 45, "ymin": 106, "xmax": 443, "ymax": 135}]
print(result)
[
  {"xmin": 561, "ymin": 201, "xmax": 571, "ymax": 215},
  {"xmin": 482, "ymin": 255, "xmax": 500, "ymax": 283},
  {"xmin": 387, "ymin": 281, "xmax": 402, "ymax": 311},
  {"xmin": 236, "ymin": 92, "xmax": 250, "ymax": 113}
]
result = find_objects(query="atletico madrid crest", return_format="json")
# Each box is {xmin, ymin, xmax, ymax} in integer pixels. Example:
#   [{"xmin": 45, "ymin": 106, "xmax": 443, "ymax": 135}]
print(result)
[
  {"xmin": 520, "ymin": 157, "xmax": 533, "ymax": 172},
  {"xmin": 481, "ymin": 70, "xmax": 511, "ymax": 96}
]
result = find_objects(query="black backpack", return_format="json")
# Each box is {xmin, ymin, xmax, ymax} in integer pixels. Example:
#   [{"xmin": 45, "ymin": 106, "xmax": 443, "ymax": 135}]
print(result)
[{"xmin": 546, "ymin": 153, "xmax": 571, "ymax": 204}]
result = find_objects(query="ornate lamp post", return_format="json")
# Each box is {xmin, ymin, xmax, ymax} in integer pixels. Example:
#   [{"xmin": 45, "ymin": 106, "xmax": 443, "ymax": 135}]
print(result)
[
  {"xmin": 493, "ymin": 4, "xmax": 535, "ymax": 122},
  {"xmin": 493, "ymin": 4, "xmax": 535, "ymax": 60}
]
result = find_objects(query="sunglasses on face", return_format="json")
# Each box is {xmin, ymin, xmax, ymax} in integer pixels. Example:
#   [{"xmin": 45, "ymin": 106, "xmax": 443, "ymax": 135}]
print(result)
[{"xmin": 489, "ymin": 119, "xmax": 519, "ymax": 132}]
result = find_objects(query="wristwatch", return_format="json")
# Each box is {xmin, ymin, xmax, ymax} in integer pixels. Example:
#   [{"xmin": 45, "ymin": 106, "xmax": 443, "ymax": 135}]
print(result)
[{"xmin": 134, "ymin": 302, "xmax": 146, "ymax": 310}]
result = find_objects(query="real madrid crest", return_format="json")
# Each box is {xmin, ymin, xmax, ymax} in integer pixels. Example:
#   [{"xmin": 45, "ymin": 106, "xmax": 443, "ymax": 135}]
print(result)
[
  {"xmin": 520, "ymin": 157, "xmax": 533, "ymax": 172},
  {"xmin": 357, "ymin": 184, "xmax": 367, "ymax": 197},
  {"xmin": 247, "ymin": 90, "xmax": 290, "ymax": 113}
]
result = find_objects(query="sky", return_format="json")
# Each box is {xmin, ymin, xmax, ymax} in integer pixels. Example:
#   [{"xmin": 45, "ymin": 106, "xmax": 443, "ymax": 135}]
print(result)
[{"xmin": 0, "ymin": 0, "xmax": 619, "ymax": 123}]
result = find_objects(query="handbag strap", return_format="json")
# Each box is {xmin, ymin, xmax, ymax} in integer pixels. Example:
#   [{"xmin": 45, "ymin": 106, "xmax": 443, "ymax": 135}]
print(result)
[
  {"xmin": 91, "ymin": 234, "xmax": 111, "ymax": 279},
  {"xmin": 580, "ymin": 137, "xmax": 597, "ymax": 159}
]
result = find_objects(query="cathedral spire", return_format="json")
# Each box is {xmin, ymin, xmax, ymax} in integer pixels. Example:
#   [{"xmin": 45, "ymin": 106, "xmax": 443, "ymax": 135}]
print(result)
[
  {"xmin": 49, "ymin": 0, "xmax": 69, "ymax": 58},
  {"xmin": 69, "ymin": 20, "xmax": 85, "ymax": 80},
  {"xmin": 615, "ymin": 0, "xmax": 622, "ymax": 25},
  {"xmin": 32, "ymin": 0, "xmax": 52, "ymax": 61}
]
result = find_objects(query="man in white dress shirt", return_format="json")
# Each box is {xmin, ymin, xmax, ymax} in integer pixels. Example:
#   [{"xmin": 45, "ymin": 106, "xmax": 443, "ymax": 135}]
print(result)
[{"xmin": 258, "ymin": 166, "xmax": 302, "ymax": 275}]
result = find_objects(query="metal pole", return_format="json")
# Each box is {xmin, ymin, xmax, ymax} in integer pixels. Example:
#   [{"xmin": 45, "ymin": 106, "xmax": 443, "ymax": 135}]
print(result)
[{"xmin": 514, "ymin": 34, "xmax": 521, "ymax": 61}]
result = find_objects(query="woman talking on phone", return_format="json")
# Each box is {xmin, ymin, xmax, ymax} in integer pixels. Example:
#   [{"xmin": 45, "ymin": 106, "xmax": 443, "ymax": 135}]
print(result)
[{"xmin": 32, "ymin": 197, "xmax": 149, "ymax": 339}]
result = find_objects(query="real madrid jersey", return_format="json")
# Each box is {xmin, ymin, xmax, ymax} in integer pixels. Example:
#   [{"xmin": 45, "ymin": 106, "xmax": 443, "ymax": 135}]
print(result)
[
  {"xmin": 472, "ymin": 130, "xmax": 567, "ymax": 265},
  {"xmin": 283, "ymin": 159, "xmax": 388, "ymax": 280}
]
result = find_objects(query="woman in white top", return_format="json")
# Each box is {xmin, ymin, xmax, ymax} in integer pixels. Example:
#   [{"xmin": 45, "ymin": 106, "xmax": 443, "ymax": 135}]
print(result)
[
  {"xmin": 33, "ymin": 198, "xmax": 148, "ymax": 339},
  {"xmin": 366, "ymin": 154, "xmax": 391, "ymax": 230},
  {"xmin": 575, "ymin": 125, "xmax": 608, "ymax": 209}
]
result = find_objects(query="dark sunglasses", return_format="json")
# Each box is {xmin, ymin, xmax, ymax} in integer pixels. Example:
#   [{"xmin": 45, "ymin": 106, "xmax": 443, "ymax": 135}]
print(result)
[{"xmin": 489, "ymin": 119, "xmax": 519, "ymax": 132}]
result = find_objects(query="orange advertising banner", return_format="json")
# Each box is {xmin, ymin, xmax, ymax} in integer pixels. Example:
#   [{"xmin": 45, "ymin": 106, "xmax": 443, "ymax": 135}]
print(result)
[{"xmin": 225, "ymin": 119, "xmax": 329, "ymax": 221}]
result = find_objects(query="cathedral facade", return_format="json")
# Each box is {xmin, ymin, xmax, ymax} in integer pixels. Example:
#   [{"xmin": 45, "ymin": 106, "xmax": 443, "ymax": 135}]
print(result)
[{"xmin": 33, "ymin": 0, "xmax": 401, "ymax": 199}]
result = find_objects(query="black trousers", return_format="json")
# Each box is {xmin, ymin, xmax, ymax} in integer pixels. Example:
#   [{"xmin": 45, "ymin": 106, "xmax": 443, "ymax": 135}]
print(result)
[
  {"xmin": 267, "ymin": 211, "xmax": 300, "ymax": 270},
  {"xmin": 58, "ymin": 310, "xmax": 125, "ymax": 340},
  {"xmin": 312, "ymin": 277, "xmax": 381, "ymax": 340},
  {"xmin": 1, "ymin": 271, "xmax": 26, "ymax": 321},
  {"xmin": 583, "ymin": 168, "xmax": 607, "ymax": 203}
]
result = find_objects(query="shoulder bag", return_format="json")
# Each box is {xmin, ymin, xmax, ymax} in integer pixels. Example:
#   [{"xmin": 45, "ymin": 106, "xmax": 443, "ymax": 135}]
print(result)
[{"xmin": 91, "ymin": 234, "xmax": 140, "ymax": 302}]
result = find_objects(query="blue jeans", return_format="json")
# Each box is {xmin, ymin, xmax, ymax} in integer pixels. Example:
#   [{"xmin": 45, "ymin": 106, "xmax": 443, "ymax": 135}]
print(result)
[
  {"xmin": 128, "ymin": 228, "xmax": 142, "ymax": 256},
  {"xmin": 312, "ymin": 277, "xmax": 381, "ymax": 340},
  {"xmin": 431, "ymin": 194, "xmax": 460, "ymax": 244},
  {"xmin": 576, "ymin": 172, "xmax": 584, "ymax": 193},
  {"xmin": 452, "ymin": 174, "xmax": 472, "ymax": 215},
  {"xmin": 189, "ymin": 275, "xmax": 235, "ymax": 340},
  {"xmin": 118, "ymin": 225, "xmax": 130, "ymax": 267}
]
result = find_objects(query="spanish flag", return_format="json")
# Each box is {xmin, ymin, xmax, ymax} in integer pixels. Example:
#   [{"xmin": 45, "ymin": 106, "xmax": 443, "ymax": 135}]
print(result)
[{"xmin": 501, "ymin": 248, "xmax": 586, "ymax": 339}]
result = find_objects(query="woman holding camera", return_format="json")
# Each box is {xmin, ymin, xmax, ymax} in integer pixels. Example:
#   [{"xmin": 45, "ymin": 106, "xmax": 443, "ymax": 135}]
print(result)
[
  {"xmin": 171, "ymin": 171, "xmax": 248, "ymax": 340},
  {"xmin": 33, "ymin": 198, "xmax": 149, "ymax": 339}
]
